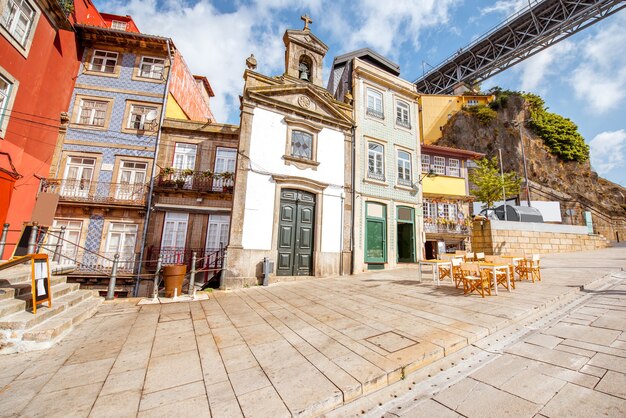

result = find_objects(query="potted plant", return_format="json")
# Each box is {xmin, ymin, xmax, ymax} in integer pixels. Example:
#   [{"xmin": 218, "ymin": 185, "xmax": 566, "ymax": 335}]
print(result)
[
  {"xmin": 220, "ymin": 171, "xmax": 235, "ymax": 192},
  {"xmin": 181, "ymin": 168, "xmax": 194, "ymax": 177},
  {"xmin": 159, "ymin": 167, "xmax": 176, "ymax": 187}
]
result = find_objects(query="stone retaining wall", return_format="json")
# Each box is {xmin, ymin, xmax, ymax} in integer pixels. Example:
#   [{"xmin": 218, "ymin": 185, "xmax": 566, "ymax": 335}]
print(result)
[{"xmin": 472, "ymin": 219, "xmax": 609, "ymax": 255}]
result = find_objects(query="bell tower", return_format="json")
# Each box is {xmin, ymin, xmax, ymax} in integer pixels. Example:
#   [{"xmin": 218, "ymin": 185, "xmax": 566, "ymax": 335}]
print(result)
[{"xmin": 283, "ymin": 15, "xmax": 328, "ymax": 87}]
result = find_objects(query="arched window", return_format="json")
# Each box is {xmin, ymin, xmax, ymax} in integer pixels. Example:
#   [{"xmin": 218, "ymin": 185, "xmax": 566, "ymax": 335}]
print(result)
[{"xmin": 298, "ymin": 55, "xmax": 313, "ymax": 81}]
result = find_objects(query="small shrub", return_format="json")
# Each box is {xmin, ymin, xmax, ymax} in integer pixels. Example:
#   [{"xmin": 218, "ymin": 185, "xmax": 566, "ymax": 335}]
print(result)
[{"xmin": 466, "ymin": 104, "xmax": 497, "ymax": 124}]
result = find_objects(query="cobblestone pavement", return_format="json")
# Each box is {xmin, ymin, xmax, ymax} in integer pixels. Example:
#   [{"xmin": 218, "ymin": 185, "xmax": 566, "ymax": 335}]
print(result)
[{"xmin": 0, "ymin": 247, "xmax": 624, "ymax": 417}]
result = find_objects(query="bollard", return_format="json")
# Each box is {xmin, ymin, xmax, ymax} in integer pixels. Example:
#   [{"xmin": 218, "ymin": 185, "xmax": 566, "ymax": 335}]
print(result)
[
  {"xmin": 27, "ymin": 222, "xmax": 39, "ymax": 254},
  {"xmin": 219, "ymin": 249, "xmax": 228, "ymax": 290},
  {"xmin": 0, "ymin": 223, "xmax": 9, "ymax": 259},
  {"xmin": 188, "ymin": 252, "xmax": 197, "ymax": 296},
  {"xmin": 153, "ymin": 254, "xmax": 163, "ymax": 300},
  {"xmin": 52, "ymin": 226, "xmax": 66, "ymax": 263},
  {"xmin": 106, "ymin": 253, "xmax": 119, "ymax": 301}
]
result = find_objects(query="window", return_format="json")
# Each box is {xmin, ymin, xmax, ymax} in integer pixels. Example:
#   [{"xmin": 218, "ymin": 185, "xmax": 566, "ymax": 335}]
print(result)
[
  {"xmin": 111, "ymin": 20, "xmax": 127, "ymax": 31},
  {"xmin": 139, "ymin": 56, "xmax": 165, "ymax": 80},
  {"xmin": 62, "ymin": 156, "xmax": 95, "ymax": 198},
  {"xmin": 366, "ymin": 88, "xmax": 384, "ymax": 119},
  {"xmin": 105, "ymin": 223, "xmax": 138, "ymax": 269},
  {"xmin": 424, "ymin": 201, "xmax": 437, "ymax": 221},
  {"xmin": 48, "ymin": 220, "xmax": 82, "ymax": 265},
  {"xmin": 396, "ymin": 100, "xmax": 410, "ymax": 129},
  {"xmin": 173, "ymin": 143, "xmax": 197, "ymax": 189},
  {"xmin": 397, "ymin": 150, "xmax": 411, "ymax": 186},
  {"xmin": 206, "ymin": 214, "xmax": 230, "ymax": 250},
  {"xmin": 448, "ymin": 159, "xmax": 460, "ymax": 177},
  {"xmin": 447, "ymin": 203, "xmax": 457, "ymax": 221},
  {"xmin": 161, "ymin": 212, "xmax": 188, "ymax": 254},
  {"xmin": 291, "ymin": 130, "xmax": 313, "ymax": 160},
  {"xmin": 90, "ymin": 50, "xmax": 118, "ymax": 73},
  {"xmin": 433, "ymin": 156, "xmax": 446, "ymax": 175},
  {"xmin": 77, "ymin": 99, "xmax": 107, "ymax": 127},
  {"xmin": 214, "ymin": 148, "xmax": 236, "ymax": 190},
  {"xmin": 0, "ymin": 74, "xmax": 12, "ymax": 129},
  {"xmin": 127, "ymin": 104, "xmax": 158, "ymax": 130},
  {"xmin": 116, "ymin": 160, "xmax": 147, "ymax": 200},
  {"xmin": 1, "ymin": 0, "xmax": 34, "ymax": 46},
  {"xmin": 421, "ymin": 155, "xmax": 430, "ymax": 173},
  {"xmin": 367, "ymin": 142, "xmax": 384, "ymax": 181},
  {"xmin": 467, "ymin": 99, "xmax": 479, "ymax": 106}
]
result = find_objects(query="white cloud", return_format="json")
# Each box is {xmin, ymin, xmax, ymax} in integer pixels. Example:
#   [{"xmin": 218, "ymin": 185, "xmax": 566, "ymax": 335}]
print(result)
[
  {"xmin": 569, "ymin": 13, "xmax": 626, "ymax": 113},
  {"xmin": 589, "ymin": 130, "xmax": 626, "ymax": 176},
  {"xmin": 515, "ymin": 41, "xmax": 574, "ymax": 93},
  {"xmin": 481, "ymin": 0, "xmax": 535, "ymax": 16},
  {"xmin": 97, "ymin": 0, "xmax": 460, "ymax": 124}
]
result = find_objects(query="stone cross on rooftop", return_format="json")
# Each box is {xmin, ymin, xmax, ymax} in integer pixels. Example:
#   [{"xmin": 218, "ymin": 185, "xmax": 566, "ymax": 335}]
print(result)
[{"xmin": 301, "ymin": 14, "xmax": 312, "ymax": 31}]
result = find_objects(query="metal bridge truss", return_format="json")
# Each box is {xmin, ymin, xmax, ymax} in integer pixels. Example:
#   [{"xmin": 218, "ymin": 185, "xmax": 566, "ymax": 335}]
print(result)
[{"xmin": 414, "ymin": 0, "xmax": 626, "ymax": 94}]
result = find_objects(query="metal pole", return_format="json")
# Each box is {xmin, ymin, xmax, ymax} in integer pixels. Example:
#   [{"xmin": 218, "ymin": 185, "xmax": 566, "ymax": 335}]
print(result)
[
  {"xmin": 153, "ymin": 254, "xmax": 163, "ymax": 299},
  {"xmin": 106, "ymin": 253, "xmax": 119, "ymax": 300},
  {"xmin": 517, "ymin": 122, "xmax": 532, "ymax": 207},
  {"xmin": 27, "ymin": 222, "xmax": 39, "ymax": 254},
  {"xmin": 188, "ymin": 252, "xmax": 197, "ymax": 296},
  {"xmin": 0, "ymin": 223, "xmax": 9, "ymax": 259},
  {"xmin": 219, "ymin": 249, "xmax": 228, "ymax": 290},
  {"xmin": 53, "ymin": 226, "xmax": 66, "ymax": 263},
  {"xmin": 498, "ymin": 148, "xmax": 508, "ymax": 221}
]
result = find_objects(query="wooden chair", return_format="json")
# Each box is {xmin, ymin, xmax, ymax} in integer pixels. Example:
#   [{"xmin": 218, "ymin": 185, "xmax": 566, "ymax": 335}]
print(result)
[
  {"xmin": 484, "ymin": 255, "xmax": 498, "ymax": 263},
  {"xmin": 486, "ymin": 257, "xmax": 515, "ymax": 291},
  {"xmin": 526, "ymin": 254, "xmax": 541, "ymax": 282},
  {"xmin": 475, "ymin": 252, "xmax": 485, "ymax": 262},
  {"xmin": 438, "ymin": 258, "xmax": 452, "ymax": 281},
  {"xmin": 451, "ymin": 257, "xmax": 464, "ymax": 289},
  {"xmin": 465, "ymin": 252, "xmax": 475, "ymax": 262},
  {"xmin": 460, "ymin": 262, "xmax": 491, "ymax": 298}
]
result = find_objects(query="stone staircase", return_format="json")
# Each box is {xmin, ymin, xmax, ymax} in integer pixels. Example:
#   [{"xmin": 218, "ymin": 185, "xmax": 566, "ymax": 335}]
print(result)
[{"xmin": 0, "ymin": 262, "xmax": 102, "ymax": 354}]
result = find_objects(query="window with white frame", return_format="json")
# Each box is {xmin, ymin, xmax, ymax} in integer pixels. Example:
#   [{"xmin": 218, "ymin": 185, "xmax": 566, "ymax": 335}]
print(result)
[
  {"xmin": 111, "ymin": 20, "xmax": 127, "ymax": 31},
  {"xmin": 433, "ymin": 156, "xmax": 446, "ymax": 175},
  {"xmin": 396, "ymin": 100, "xmax": 410, "ymax": 128},
  {"xmin": 77, "ymin": 99, "xmax": 107, "ymax": 127},
  {"xmin": 448, "ymin": 158, "xmax": 460, "ymax": 177},
  {"xmin": 173, "ymin": 143, "xmax": 197, "ymax": 189},
  {"xmin": 467, "ymin": 99, "xmax": 479, "ymax": 106},
  {"xmin": 127, "ymin": 104, "xmax": 157, "ymax": 130},
  {"xmin": 214, "ymin": 147, "xmax": 236, "ymax": 190},
  {"xmin": 421, "ymin": 154, "xmax": 430, "ymax": 173},
  {"xmin": 367, "ymin": 142, "xmax": 384, "ymax": 180},
  {"xmin": 62, "ymin": 156, "xmax": 95, "ymax": 197},
  {"xmin": 105, "ymin": 223, "xmax": 138, "ymax": 268},
  {"xmin": 1, "ymin": 0, "xmax": 35, "ymax": 46},
  {"xmin": 0, "ymin": 74, "xmax": 12, "ymax": 127},
  {"xmin": 366, "ymin": 88, "xmax": 384, "ymax": 119},
  {"xmin": 448, "ymin": 203, "xmax": 457, "ymax": 221},
  {"xmin": 161, "ymin": 212, "xmax": 188, "ymax": 251},
  {"xmin": 424, "ymin": 201, "xmax": 437, "ymax": 222},
  {"xmin": 49, "ymin": 220, "xmax": 82, "ymax": 265},
  {"xmin": 90, "ymin": 50, "xmax": 118, "ymax": 73},
  {"xmin": 290, "ymin": 130, "xmax": 313, "ymax": 159},
  {"xmin": 116, "ymin": 160, "xmax": 147, "ymax": 200},
  {"xmin": 397, "ymin": 150, "xmax": 411, "ymax": 186},
  {"xmin": 139, "ymin": 56, "xmax": 165, "ymax": 79},
  {"xmin": 206, "ymin": 214, "xmax": 230, "ymax": 250}
]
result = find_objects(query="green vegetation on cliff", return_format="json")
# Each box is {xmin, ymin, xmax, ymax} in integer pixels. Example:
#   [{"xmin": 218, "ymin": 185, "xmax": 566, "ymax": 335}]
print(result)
[
  {"xmin": 469, "ymin": 157, "xmax": 522, "ymax": 209},
  {"xmin": 484, "ymin": 88, "xmax": 589, "ymax": 163}
]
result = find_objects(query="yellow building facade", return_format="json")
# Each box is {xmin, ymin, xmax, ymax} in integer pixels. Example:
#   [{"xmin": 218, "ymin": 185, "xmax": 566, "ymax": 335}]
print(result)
[{"xmin": 419, "ymin": 94, "xmax": 494, "ymax": 144}]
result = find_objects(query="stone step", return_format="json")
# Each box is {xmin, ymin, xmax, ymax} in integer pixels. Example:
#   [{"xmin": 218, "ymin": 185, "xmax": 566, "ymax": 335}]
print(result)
[
  {"xmin": 0, "ymin": 290, "xmax": 94, "ymax": 330},
  {"xmin": 14, "ymin": 282, "xmax": 80, "ymax": 309},
  {"xmin": 0, "ymin": 298, "xmax": 25, "ymax": 317},
  {"xmin": 0, "ymin": 288, "xmax": 15, "ymax": 300},
  {"xmin": 22, "ymin": 298, "xmax": 102, "ymax": 343},
  {"xmin": 1, "ymin": 273, "xmax": 67, "ymax": 287}
]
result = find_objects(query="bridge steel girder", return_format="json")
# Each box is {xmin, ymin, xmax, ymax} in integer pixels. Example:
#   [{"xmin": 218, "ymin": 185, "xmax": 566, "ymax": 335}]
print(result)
[{"xmin": 415, "ymin": 0, "xmax": 626, "ymax": 94}]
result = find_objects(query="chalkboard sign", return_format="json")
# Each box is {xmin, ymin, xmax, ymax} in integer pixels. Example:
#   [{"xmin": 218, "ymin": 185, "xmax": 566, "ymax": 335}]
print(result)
[
  {"xmin": 30, "ymin": 254, "xmax": 52, "ymax": 314},
  {"xmin": 12, "ymin": 224, "xmax": 49, "ymax": 258}
]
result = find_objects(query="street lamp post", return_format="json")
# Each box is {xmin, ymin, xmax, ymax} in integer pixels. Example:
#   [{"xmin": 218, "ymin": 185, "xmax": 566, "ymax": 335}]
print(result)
[{"xmin": 513, "ymin": 120, "xmax": 532, "ymax": 207}]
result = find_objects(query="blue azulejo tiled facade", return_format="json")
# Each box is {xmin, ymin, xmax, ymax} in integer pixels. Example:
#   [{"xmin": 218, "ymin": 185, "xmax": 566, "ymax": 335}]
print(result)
[{"xmin": 47, "ymin": 30, "xmax": 171, "ymax": 295}]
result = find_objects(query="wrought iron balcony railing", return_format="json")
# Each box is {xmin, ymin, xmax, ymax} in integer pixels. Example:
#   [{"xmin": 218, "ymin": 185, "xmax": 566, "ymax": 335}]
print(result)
[
  {"xmin": 40, "ymin": 179, "xmax": 148, "ymax": 206},
  {"xmin": 424, "ymin": 222, "xmax": 470, "ymax": 235},
  {"xmin": 366, "ymin": 107, "xmax": 385, "ymax": 119},
  {"xmin": 155, "ymin": 170, "xmax": 234, "ymax": 193}
]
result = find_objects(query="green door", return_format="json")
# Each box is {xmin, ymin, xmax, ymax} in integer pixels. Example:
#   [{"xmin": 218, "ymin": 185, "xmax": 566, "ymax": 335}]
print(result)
[
  {"xmin": 397, "ymin": 206, "xmax": 415, "ymax": 263},
  {"xmin": 277, "ymin": 189, "xmax": 315, "ymax": 276},
  {"xmin": 365, "ymin": 202, "xmax": 386, "ymax": 264}
]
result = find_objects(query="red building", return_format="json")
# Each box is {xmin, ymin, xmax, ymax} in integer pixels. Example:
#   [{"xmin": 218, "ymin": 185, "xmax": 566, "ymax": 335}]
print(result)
[{"xmin": 0, "ymin": 0, "xmax": 108, "ymax": 258}]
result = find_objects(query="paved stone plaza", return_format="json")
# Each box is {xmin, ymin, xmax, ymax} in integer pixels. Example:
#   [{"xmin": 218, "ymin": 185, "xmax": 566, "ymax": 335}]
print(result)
[{"xmin": 0, "ymin": 247, "xmax": 624, "ymax": 417}]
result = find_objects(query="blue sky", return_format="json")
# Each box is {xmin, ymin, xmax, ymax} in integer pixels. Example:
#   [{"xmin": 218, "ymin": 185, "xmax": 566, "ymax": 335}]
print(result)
[{"xmin": 96, "ymin": 0, "xmax": 626, "ymax": 187}]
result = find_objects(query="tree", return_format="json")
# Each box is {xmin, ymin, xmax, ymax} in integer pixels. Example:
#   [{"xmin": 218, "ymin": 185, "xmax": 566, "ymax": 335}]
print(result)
[{"xmin": 469, "ymin": 157, "xmax": 521, "ymax": 209}]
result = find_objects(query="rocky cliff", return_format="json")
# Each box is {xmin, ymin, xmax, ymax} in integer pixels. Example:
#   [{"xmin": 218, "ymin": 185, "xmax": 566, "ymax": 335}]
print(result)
[{"xmin": 436, "ymin": 94, "xmax": 626, "ymax": 242}]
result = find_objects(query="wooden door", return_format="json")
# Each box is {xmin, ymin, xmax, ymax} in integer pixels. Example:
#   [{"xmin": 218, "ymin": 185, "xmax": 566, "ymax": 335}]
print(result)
[{"xmin": 277, "ymin": 189, "xmax": 315, "ymax": 276}]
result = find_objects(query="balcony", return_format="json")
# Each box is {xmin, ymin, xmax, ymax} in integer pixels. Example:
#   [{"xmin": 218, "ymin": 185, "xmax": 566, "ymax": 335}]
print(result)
[
  {"xmin": 424, "ymin": 222, "xmax": 470, "ymax": 235},
  {"xmin": 40, "ymin": 179, "xmax": 148, "ymax": 206},
  {"xmin": 155, "ymin": 170, "xmax": 234, "ymax": 194}
]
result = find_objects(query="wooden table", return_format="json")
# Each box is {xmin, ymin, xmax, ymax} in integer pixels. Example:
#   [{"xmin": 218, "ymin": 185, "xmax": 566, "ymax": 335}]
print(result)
[
  {"xmin": 417, "ymin": 260, "xmax": 452, "ymax": 285},
  {"xmin": 500, "ymin": 255, "xmax": 525, "ymax": 280},
  {"xmin": 478, "ymin": 262, "xmax": 511, "ymax": 295}
]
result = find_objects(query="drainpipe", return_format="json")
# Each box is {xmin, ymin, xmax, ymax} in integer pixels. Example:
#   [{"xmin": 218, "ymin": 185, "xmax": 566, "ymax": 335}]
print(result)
[
  {"xmin": 350, "ymin": 125, "xmax": 356, "ymax": 275},
  {"xmin": 133, "ymin": 38, "xmax": 173, "ymax": 297}
]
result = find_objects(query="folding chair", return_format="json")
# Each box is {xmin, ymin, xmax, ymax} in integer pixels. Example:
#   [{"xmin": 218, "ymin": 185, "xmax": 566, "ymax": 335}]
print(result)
[
  {"xmin": 527, "ymin": 254, "xmax": 541, "ymax": 282},
  {"xmin": 451, "ymin": 257, "xmax": 463, "ymax": 289},
  {"xmin": 460, "ymin": 262, "xmax": 491, "ymax": 298}
]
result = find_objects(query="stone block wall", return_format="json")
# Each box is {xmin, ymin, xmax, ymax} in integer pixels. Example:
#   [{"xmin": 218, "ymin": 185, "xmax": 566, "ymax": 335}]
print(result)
[{"xmin": 472, "ymin": 219, "xmax": 609, "ymax": 255}]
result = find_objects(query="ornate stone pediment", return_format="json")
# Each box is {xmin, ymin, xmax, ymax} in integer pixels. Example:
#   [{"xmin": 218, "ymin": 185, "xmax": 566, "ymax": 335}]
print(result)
[{"xmin": 246, "ymin": 82, "xmax": 353, "ymax": 128}]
